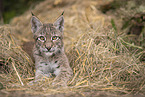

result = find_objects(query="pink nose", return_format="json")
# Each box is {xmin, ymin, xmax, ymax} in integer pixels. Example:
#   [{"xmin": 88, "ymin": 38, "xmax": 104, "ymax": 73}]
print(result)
[{"xmin": 44, "ymin": 42, "xmax": 53, "ymax": 51}]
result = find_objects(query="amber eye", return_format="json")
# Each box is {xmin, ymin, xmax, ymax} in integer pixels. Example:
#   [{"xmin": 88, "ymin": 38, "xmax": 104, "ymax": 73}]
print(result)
[
  {"xmin": 38, "ymin": 36, "xmax": 45, "ymax": 41},
  {"xmin": 52, "ymin": 36, "xmax": 58, "ymax": 40}
]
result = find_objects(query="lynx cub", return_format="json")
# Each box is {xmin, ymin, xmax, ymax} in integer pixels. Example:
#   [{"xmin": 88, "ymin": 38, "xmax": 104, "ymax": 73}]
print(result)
[{"xmin": 31, "ymin": 12, "xmax": 73, "ymax": 85}]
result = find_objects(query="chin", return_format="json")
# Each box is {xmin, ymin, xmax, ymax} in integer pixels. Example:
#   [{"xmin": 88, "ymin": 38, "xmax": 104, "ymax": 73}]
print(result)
[{"xmin": 44, "ymin": 51, "xmax": 54, "ymax": 56}]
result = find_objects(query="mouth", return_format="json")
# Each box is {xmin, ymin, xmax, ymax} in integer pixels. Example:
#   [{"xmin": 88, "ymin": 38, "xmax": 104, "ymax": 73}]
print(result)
[
  {"xmin": 43, "ymin": 48, "xmax": 55, "ymax": 53},
  {"xmin": 44, "ymin": 50, "xmax": 54, "ymax": 53},
  {"xmin": 43, "ymin": 49, "xmax": 55, "ymax": 56}
]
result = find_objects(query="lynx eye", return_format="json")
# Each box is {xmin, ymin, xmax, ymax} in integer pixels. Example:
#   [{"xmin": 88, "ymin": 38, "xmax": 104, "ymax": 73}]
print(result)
[
  {"xmin": 38, "ymin": 36, "xmax": 45, "ymax": 41},
  {"xmin": 52, "ymin": 36, "xmax": 58, "ymax": 40}
]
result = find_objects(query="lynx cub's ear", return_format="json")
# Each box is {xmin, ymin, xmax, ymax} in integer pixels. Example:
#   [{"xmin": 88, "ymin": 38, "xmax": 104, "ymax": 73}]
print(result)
[
  {"xmin": 31, "ymin": 13, "xmax": 42, "ymax": 33},
  {"xmin": 54, "ymin": 12, "xmax": 64, "ymax": 32}
]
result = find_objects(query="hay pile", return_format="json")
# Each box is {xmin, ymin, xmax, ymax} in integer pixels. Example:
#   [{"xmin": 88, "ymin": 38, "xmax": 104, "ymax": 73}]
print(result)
[
  {"xmin": 0, "ymin": 26, "xmax": 34, "ymax": 85},
  {"xmin": 0, "ymin": 0, "xmax": 145, "ymax": 96}
]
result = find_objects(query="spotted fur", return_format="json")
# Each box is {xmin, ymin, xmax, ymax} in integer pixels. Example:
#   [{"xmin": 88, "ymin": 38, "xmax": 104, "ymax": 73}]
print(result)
[{"xmin": 31, "ymin": 13, "xmax": 73, "ymax": 85}]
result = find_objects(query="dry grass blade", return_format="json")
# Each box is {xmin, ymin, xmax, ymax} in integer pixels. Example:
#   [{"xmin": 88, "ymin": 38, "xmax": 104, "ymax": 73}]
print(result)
[{"xmin": 11, "ymin": 61, "xmax": 24, "ymax": 86}]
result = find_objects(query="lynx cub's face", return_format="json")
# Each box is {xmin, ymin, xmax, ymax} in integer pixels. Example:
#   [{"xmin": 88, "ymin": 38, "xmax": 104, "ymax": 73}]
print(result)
[{"xmin": 31, "ymin": 13, "xmax": 64, "ymax": 56}]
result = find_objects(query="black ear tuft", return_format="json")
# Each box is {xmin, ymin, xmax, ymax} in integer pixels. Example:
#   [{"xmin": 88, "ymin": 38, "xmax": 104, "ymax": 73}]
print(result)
[
  {"xmin": 61, "ymin": 11, "xmax": 64, "ymax": 15},
  {"xmin": 31, "ymin": 12, "xmax": 35, "ymax": 16}
]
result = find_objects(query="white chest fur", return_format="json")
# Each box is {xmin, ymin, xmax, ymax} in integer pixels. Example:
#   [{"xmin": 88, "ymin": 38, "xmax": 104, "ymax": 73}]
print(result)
[{"xmin": 38, "ymin": 60, "xmax": 60, "ymax": 76}]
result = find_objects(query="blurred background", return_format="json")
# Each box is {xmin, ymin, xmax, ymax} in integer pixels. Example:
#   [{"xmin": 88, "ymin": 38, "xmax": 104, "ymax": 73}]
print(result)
[{"xmin": 0, "ymin": 0, "xmax": 44, "ymax": 24}]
